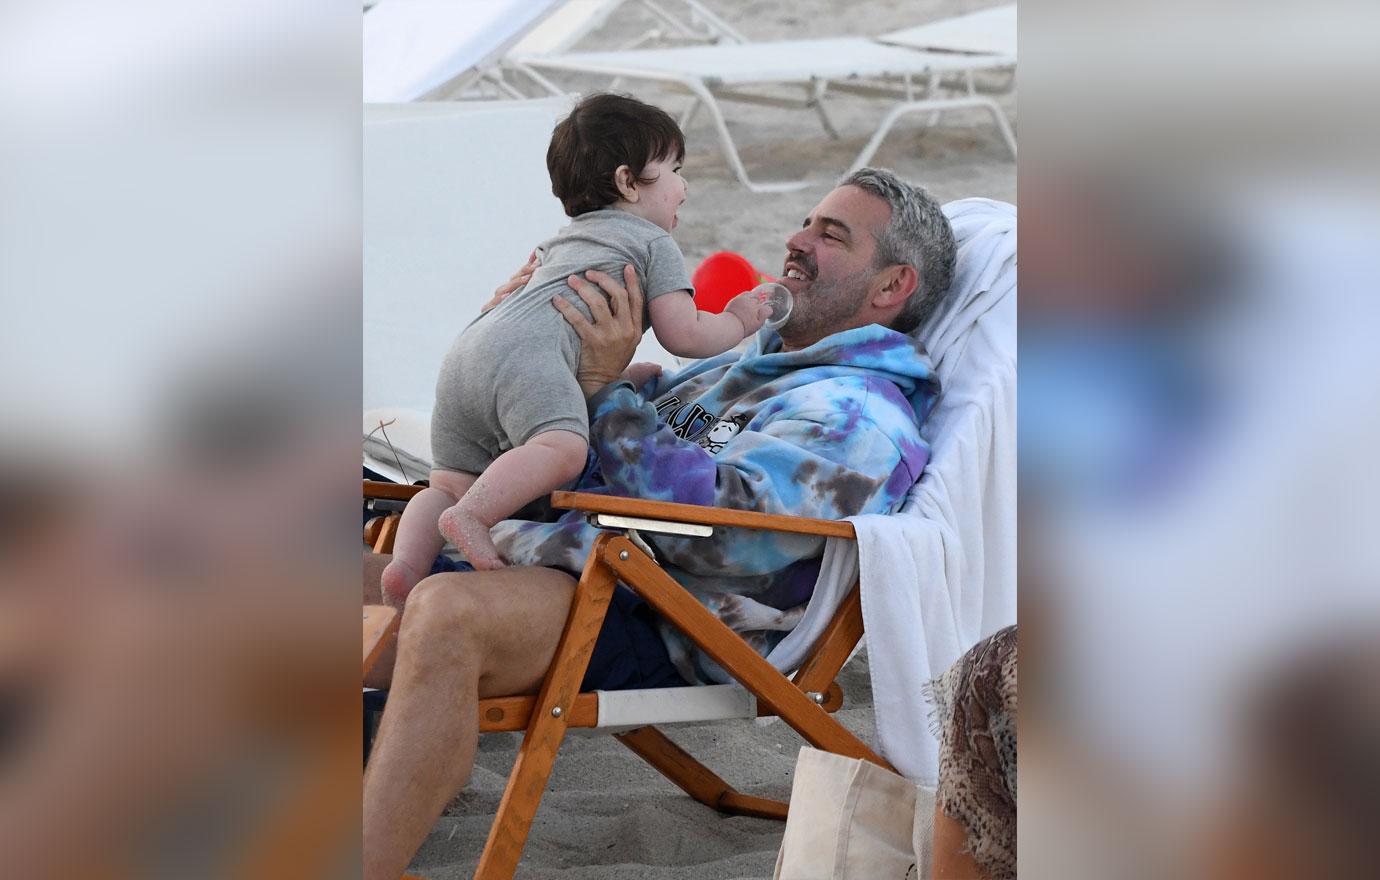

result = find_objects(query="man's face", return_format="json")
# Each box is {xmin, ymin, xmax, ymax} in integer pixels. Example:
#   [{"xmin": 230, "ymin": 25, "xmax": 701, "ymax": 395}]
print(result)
[{"xmin": 777, "ymin": 185, "xmax": 890, "ymax": 349}]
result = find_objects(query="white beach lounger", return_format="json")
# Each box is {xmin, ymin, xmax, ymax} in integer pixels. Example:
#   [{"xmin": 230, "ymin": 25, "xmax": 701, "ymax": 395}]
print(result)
[
  {"xmin": 876, "ymin": 3, "xmax": 1017, "ymax": 56},
  {"xmin": 510, "ymin": 0, "xmax": 745, "ymax": 56},
  {"xmin": 364, "ymin": 0, "xmax": 745, "ymax": 102},
  {"xmin": 363, "ymin": 0, "xmax": 565, "ymax": 101},
  {"xmin": 512, "ymin": 35, "xmax": 1016, "ymax": 192},
  {"xmin": 497, "ymin": 0, "xmax": 748, "ymax": 97},
  {"xmin": 363, "ymin": 98, "xmax": 571, "ymax": 481},
  {"xmin": 363, "ymin": 97, "xmax": 683, "ymax": 482},
  {"xmin": 849, "ymin": 4, "xmax": 1019, "ymax": 172}
]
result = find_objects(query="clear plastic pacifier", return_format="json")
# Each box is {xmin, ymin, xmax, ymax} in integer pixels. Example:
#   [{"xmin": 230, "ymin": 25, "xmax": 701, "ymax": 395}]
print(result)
[{"xmin": 752, "ymin": 282, "xmax": 793, "ymax": 329}]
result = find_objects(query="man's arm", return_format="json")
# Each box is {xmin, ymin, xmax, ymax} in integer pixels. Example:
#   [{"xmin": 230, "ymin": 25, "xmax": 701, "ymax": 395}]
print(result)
[{"xmin": 551, "ymin": 264, "xmax": 645, "ymax": 398}]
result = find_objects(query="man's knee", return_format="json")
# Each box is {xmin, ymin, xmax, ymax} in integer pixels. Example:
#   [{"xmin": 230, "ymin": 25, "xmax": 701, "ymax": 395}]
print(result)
[{"xmin": 402, "ymin": 575, "xmax": 488, "ymax": 659}]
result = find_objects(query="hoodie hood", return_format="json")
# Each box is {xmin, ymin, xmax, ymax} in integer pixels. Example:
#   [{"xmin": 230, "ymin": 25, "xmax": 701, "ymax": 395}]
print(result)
[{"xmin": 666, "ymin": 323, "xmax": 940, "ymax": 426}]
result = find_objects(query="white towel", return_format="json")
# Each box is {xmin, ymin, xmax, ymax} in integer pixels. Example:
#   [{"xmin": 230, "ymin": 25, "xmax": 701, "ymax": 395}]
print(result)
[{"xmin": 826, "ymin": 198, "xmax": 1017, "ymax": 784}]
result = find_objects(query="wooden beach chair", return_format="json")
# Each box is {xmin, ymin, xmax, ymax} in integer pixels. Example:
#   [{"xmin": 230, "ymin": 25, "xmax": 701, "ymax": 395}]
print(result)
[
  {"xmin": 363, "ymin": 482, "xmax": 884, "ymax": 879},
  {"xmin": 361, "ymin": 89, "xmax": 1015, "ymax": 875}
]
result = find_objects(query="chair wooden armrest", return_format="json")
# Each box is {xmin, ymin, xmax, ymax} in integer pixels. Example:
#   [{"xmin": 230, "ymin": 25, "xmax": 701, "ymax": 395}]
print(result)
[
  {"xmin": 550, "ymin": 490, "xmax": 857, "ymax": 540},
  {"xmin": 364, "ymin": 479, "xmax": 423, "ymax": 501},
  {"xmin": 363, "ymin": 481, "xmax": 421, "ymax": 553},
  {"xmin": 364, "ymin": 482, "xmax": 853, "ymax": 539}
]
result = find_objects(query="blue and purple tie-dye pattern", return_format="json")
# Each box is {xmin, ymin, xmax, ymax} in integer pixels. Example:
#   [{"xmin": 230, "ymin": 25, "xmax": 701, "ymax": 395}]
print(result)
[{"xmin": 489, "ymin": 324, "xmax": 938, "ymax": 684}]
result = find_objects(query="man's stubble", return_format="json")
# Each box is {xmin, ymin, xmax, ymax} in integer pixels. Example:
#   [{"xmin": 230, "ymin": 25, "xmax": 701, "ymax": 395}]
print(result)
[{"xmin": 779, "ymin": 265, "xmax": 876, "ymax": 349}]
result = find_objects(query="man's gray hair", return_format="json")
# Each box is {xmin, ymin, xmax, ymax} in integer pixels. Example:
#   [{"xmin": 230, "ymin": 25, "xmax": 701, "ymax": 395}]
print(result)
[{"xmin": 840, "ymin": 167, "xmax": 955, "ymax": 334}]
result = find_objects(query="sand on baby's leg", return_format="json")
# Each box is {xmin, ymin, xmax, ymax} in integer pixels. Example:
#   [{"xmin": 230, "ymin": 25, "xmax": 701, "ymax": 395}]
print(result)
[
  {"xmin": 380, "ymin": 468, "xmax": 477, "ymax": 605},
  {"xmin": 438, "ymin": 429, "xmax": 588, "ymax": 570}
]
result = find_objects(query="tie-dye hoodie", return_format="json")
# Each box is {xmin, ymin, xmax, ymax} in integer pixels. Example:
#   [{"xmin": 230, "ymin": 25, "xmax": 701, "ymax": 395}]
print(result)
[{"xmin": 490, "ymin": 323, "xmax": 938, "ymax": 684}]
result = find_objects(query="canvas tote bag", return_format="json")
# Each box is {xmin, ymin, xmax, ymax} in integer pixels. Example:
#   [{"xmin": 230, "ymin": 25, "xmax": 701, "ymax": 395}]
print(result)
[{"xmin": 773, "ymin": 747, "xmax": 935, "ymax": 880}]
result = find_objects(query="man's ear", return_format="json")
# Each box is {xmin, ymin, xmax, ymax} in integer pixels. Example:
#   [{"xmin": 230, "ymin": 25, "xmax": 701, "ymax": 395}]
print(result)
[
  {"xmin": 614, "ymin": 165, "xmax": 639, "ymax": 202},
  {"xmin": 871, "ymin": 264, "xmax": 919, "ymax": 309}
]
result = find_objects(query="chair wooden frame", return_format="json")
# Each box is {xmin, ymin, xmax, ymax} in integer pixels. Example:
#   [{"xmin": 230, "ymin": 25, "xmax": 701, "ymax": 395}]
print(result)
[{"xmin": 362, "ymin": 480, "xmax": 889, "ymax": 879}]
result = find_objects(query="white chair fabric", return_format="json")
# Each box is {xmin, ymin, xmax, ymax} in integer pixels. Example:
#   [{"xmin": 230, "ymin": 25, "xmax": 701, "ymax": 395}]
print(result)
[
  {"xmin": 594, "ymin": 682, "xmax": 756, "ymax": 727},
  {"xmin": 827, "ymin": 198, "xmax": 1016, "ymax": 785}
]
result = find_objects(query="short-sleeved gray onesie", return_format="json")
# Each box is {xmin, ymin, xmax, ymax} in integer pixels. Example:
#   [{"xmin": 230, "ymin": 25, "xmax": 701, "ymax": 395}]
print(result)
[{"xmin": 431, "ymin": 209, "xmax": 694, "ymax": 474}]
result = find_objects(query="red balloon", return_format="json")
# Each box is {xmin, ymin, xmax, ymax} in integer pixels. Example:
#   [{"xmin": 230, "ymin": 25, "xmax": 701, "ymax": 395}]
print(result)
[{"xmin": 691, "ymin": 251, "xmax": 775, "ymax": 313}]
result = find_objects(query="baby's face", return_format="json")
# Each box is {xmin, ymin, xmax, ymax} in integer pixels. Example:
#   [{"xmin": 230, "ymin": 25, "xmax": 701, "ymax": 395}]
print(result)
[{"xmin": 627, "ymin": 155, "xmax": 687, "ymax": 232}]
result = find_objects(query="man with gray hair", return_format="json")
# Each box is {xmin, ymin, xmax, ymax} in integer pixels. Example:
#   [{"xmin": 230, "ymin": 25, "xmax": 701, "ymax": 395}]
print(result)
[
  {"xmin": 842, "ymin": 167, "xmax": 957, "ymax": 333},
  {"xmin": 363, "ymin": 167, "xmax": 956, "ymax": 879},
  {"xmin": 776, "ymin": 166, "xmax": 955, "ymax": 349}
]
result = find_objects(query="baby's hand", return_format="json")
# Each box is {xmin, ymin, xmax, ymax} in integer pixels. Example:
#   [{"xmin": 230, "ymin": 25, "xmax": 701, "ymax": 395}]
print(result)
[
  {"xmin": 622, "ymin": 361, "xmax": 663, "ymax": 390},
  {"xmin": 724, "ymin": 291, "xmax": 772, "ymax": 337}
]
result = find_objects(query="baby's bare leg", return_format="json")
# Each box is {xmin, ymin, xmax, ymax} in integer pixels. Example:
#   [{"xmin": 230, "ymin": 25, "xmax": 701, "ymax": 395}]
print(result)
[
  {"xmin": 438, "ymin": 430, "xmax": 588, "ymax": 570},
  {"xmin": 380, "ymin": 469, "xmax": 476, "ymax": 604}
]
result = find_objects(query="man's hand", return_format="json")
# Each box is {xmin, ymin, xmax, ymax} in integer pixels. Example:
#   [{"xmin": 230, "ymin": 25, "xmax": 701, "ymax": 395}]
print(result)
[
  {"xmin": 553, "ymin": 264, "xmax": 645, "ymax": 398},
  {"xmin": 479, "ymin": 251, "xmax": 539, "ymax": 314}
]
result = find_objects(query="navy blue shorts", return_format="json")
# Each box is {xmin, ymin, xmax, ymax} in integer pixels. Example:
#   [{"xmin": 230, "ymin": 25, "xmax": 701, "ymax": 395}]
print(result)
[{"xmin": 429, "ymin": 556, "xmax": 689, "ymax": 691}]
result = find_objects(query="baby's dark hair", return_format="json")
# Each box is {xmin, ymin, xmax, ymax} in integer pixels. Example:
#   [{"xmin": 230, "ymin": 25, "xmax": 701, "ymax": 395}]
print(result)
[{"xmin": 547, "ymin": 92, "xmax": 685, "ymax": 217}]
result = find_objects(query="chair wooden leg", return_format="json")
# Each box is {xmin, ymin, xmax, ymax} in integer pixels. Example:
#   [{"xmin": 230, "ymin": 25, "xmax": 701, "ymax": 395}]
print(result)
[
  {"xmin": 362, "ymin": 605, "xmax": 399, "ymax": 679},
  {"xmin": 472, "ymin": 534, "xmax": 620, "ymax": 880},
  {"xmin": 790, "ymin": 583, "xmax": 863, "ymax": 696},
  {"xmin": 617, "ymin": 725, "xmax": 789, "ymax": 820},
  {"xmin": 363, "ymin": 516, "xmax": 384, "ymax": 548},
  {"xmin": 373, "ymin": 513, "xmax": 399, "ymax": 554},
  {"xmin": 602, "ymin": 535, "xmax": 892, "ymax": 770}
]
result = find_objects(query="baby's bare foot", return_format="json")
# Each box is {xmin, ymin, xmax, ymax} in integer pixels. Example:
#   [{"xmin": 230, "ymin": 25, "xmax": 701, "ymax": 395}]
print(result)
[
  {"xmin": 380, "ymin": 558, "xmax": 423, "ymax": 606},
  {"xmin": 438, "ymin": 506, "xmax": 505, "ymax": 570}
]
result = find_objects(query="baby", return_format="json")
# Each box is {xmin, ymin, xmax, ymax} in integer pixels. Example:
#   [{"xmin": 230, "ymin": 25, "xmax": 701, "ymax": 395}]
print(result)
[{"xmin": 381, "ymin": 93, "xmax": 770, "ymax": 602}]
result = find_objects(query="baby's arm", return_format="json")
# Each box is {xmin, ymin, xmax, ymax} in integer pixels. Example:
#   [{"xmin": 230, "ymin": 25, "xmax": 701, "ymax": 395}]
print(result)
[{"xmin": 649, "ymin": 290, "xmax": 769, "ymax": 359}]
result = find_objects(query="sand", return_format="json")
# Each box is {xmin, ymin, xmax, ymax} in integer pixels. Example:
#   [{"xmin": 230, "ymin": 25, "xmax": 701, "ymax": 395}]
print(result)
[{"xmin": 405, "ymin": 1, "xmax": 1014, "ymax": 876}]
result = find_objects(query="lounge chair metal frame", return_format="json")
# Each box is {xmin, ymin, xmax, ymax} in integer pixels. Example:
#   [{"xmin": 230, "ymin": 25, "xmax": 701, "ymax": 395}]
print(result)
[
  {"xmin": 363, "ymin": 483, "xmax": 888, "ymax": 879},
  {"xmin": 510, "ymin": 39, "xmax": 1015, "ymax": 192},
  {"xmin": 436, "ymin": 0, "xmax": 748, "ymax": 101}
]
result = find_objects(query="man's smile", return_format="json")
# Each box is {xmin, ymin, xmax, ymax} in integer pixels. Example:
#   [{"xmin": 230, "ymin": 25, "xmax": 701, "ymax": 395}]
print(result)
[{"xmin": 780, "ymin": 254, "xmax": 815, "ymax": 292}]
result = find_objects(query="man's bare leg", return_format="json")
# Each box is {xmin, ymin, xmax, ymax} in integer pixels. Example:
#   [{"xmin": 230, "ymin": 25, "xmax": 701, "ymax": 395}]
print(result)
[{"xmin": 362, "ymin": 565, "xmax": 577, "ymax": 880}]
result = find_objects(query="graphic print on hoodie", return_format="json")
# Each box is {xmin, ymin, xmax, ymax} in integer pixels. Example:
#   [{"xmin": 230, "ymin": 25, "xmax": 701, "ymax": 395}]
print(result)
[{"xmin": 490, "ymin": 323, "xmax": 939, "ymax": 684}]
